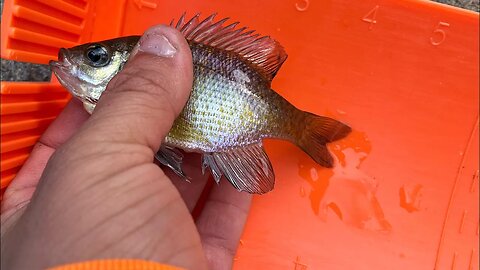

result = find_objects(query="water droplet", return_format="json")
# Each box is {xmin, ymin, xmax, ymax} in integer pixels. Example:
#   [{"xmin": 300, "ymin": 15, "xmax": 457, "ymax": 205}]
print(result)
[
  {"xmin": 300, "ymin": 186, "xmax": 307, "ymax": 197},
  {"xmin": 309, "ymin": 167, "xmax": 318, "ymax": 181},
  {"xmin": 295, "ymin": 0, "xmax": 310, "ymax": 12},
  {"xmin": 399, "ymin": 184, "xmax": 423, "ymax": 213},
  {"xmin": 336, "ymin": 109, "xmax": 347, "ymax": 115},
  {"xmin": 327, "ymin": 202, "xmax": 343, "ymax": 220}
]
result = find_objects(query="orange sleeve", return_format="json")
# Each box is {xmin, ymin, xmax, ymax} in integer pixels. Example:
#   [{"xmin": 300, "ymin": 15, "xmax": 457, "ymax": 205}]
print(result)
[{"xmin": 47, "ymin": 259, "xmax": 185, "ymax": 270}]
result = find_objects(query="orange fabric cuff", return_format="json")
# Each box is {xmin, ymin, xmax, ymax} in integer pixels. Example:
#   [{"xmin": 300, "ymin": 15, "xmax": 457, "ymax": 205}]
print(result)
[{"xmin": 47, "ymin": 259, "xmax": 185, "ymax": 270}]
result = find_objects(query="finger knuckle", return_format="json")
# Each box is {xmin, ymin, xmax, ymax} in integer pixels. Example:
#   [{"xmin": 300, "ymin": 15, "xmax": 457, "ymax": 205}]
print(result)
[{"xmin": 105, "ymin": 66, "xmax": 177, "ymax": 117}]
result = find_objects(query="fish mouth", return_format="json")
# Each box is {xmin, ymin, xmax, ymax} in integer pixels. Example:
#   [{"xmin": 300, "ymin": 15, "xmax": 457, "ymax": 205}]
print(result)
[
  {"xmin": 50, "ymin": 49, "xmax": 99, "ymax": 108},
  {"xmin": 49, "ymin": 48, "xmax": 71, "ymax": 69},
  {"xmin": 49, "ymin": 48, "xmax": 83, "ymax": 98}
]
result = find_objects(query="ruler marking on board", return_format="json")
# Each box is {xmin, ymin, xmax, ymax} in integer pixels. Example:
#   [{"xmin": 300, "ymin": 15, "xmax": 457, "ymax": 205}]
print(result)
[
  {"xmin": 459, "ymin": 210, "xmax": 467, "ymax": 233},
  {"xmin": 362, "ymin": 5, "xmax": 380, "ymax": 30}
]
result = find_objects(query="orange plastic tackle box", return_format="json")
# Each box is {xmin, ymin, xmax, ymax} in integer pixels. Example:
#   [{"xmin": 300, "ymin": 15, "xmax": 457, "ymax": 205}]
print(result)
[{"xmin": 1, "ymin": 0, "xmax": 478, "ymax": 269}]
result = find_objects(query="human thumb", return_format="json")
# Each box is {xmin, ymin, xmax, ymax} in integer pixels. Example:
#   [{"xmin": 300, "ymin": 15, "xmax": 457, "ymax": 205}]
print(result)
[{"xmin": 79, "ymin": 25, "xmax": 193, "ymax": 154}]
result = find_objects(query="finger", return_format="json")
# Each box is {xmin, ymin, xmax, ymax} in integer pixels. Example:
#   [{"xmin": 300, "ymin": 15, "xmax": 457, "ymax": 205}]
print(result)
[
  {"xmin": 1, "ymin": 100, "xmax": 88, "ymax": 216},
  {"xmin": 196, "ymin": 181, "xmax": 253, "ymax": 270},
  {"xmin": 163, "ymin": 153, "xmax": 210, "ymax": 212},
  {"xmin": 40, "ymin": 99, "xmax": 90, "ymax": 149},
  {"xmin": 74, "ymin": 25, "xmax": 193, "ymax": 156}
]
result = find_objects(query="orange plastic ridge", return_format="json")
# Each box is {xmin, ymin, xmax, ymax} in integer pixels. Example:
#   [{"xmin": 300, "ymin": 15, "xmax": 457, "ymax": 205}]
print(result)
[
  {"xmin": 0, "ymin": 0, "xmax": 90, "ymax": 64},
  {"xmin": 0, "ymin": 81, "xmax": 70, "ymax": 189}
]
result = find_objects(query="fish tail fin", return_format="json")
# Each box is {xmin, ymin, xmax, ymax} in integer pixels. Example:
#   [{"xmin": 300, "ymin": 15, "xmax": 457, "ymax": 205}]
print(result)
[{"xmin": 296, "ymin": 112, "xmax": 351, "ymax": 167}]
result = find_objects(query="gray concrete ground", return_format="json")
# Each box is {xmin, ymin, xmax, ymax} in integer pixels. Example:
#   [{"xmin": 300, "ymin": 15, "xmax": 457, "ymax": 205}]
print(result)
[
  {"xmin": 1, "ymin": 60, "xmax": 52, "ymax": 81},
  {"xmin": 437, "ymin": 0, "xmax": 479, "ymax": 10},
  {"xmin": 0, "ymin": 0, "xmax": 478, "ymax": 82}
]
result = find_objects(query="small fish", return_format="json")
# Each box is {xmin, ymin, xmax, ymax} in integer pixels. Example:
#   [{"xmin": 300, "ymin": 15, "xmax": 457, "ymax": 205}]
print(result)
[{"xmin": 50, "ymin": 13, "xmax": 351, "ymax": 194}]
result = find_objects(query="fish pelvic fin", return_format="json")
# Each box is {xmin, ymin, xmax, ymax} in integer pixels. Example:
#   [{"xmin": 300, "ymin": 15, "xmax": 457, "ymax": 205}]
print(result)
[
  {"xmin": 297, "ymin": 113, "xmax": 352, "ymax": 168},
  {"xmin": 171, "ymin": 13, "xmax": 287, "ymax": 81},
  {"xmin": 202, "ymin": 143, "xmax": 275, "ymax": 194},
  {"xmin": 155, "ymin": 145, "xmax": 190, "ymax": 180}
]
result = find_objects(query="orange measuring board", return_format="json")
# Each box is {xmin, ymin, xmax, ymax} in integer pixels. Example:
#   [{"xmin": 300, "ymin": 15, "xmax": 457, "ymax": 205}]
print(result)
[{"xmin": 1, "ymin": 0, "xmax": 478, "ymax": 269}]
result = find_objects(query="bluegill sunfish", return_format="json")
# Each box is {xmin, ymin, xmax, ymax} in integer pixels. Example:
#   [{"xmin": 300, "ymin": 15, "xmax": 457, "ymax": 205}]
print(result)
[{"xmin": 50, "ymin": 13, "xmax": 351, "ymax": 194}]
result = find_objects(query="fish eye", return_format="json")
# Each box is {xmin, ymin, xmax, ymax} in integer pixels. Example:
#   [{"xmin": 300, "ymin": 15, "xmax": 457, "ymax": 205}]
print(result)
[{"xmin": 85, "ymin": 44, "xmax": 110, "ymax": 67}]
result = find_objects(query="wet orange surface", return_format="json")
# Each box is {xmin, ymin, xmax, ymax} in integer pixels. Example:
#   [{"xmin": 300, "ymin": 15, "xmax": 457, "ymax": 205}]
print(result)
[
  {"xmin": 1, "ymin": 0, "xmax": 478, "ymax": 269},
  {"xmin": 297, "ymin": 130, "xmax": 392, "ymax": 232},
  {"xmin": 399, "ymin": 184, "xmax": 423, "ymax": 213}
]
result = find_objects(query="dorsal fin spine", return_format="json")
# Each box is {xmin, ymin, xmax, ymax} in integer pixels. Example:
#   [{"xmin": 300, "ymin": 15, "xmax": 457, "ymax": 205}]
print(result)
[
  {"xmin": 172, "ymin": 13, "xmax": 288, "ymax": 81},
  {"xmin": 175, "ymin": 12, "xmax": 186, "ymax": 28}
]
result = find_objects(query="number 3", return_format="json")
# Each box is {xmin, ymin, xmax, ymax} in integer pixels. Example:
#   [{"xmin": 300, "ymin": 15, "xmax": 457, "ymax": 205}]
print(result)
[{"xmin": 430, "ymin": 22, "xmax": 450, "ymax": 46}]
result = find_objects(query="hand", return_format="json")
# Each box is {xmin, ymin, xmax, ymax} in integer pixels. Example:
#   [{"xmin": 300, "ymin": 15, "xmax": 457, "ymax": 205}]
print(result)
[{"xmin": 1, "ymin": 25, "xmax": 252, "ymax": 270}]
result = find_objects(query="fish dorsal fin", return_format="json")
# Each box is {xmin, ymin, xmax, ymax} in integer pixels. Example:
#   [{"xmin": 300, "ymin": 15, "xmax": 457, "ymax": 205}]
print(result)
[
  {"xmin": 171, "ymin": 13, "xmax": 288, "ymax": 81},
  {"xmin": 202, "ymin": 143, "xmax": 275, "ymax": 194}
]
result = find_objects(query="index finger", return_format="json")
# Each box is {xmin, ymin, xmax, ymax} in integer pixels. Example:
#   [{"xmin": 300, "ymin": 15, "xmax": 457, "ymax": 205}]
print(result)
[
  {"xmin": 1, "ymin": 99, "xmax": 89, "ymax": 215},
  {"xmin": 195, "ymin": 181, "xmax": 253, "ymax": 270}
]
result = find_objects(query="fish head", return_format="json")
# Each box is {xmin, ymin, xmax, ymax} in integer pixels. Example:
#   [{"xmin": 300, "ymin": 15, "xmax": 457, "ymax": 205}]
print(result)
[{"xmin": 49, "ymin": 36, "xmax": 140, "ymax": 113}]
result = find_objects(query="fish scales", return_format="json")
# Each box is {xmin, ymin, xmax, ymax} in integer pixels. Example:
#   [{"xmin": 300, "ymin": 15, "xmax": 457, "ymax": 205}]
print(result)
[{"xmin": 166, "ymin": 42, "xmax": 292, "ymax": 152}]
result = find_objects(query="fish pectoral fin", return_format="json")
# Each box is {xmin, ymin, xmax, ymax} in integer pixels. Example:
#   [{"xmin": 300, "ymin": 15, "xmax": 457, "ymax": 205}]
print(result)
[
  {"xmin": 155, "ymin": 145, "xmax": 190, "ymax": 180},
  {"xmin": 203, "ymin": 143, "xmax": 275, "ymax": 194}
]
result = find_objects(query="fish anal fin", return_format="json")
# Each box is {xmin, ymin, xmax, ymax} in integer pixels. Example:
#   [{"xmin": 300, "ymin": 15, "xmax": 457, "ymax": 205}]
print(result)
[
  {"xmin": 172, "ymin": 13, "xmax": 287, "ymax": 81},
  {"xmin": 202, "ymin": 143, "xmax": 275, "ymax": 194}
]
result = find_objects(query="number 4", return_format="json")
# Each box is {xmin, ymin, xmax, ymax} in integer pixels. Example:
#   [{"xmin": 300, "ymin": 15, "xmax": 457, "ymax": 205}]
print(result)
[
  {"xmin": 430, "ymin": 22, "xmax": 450, "ymax": 46},
  {"xmin": 362, "ymin": 5, "xmax": 379, "ymax": 30}
]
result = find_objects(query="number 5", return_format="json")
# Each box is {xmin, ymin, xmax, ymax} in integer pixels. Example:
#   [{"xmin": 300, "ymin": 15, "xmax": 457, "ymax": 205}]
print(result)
[{"xmin": 430, "ymin": 22, "xmax": 450, "ymax": 46}]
